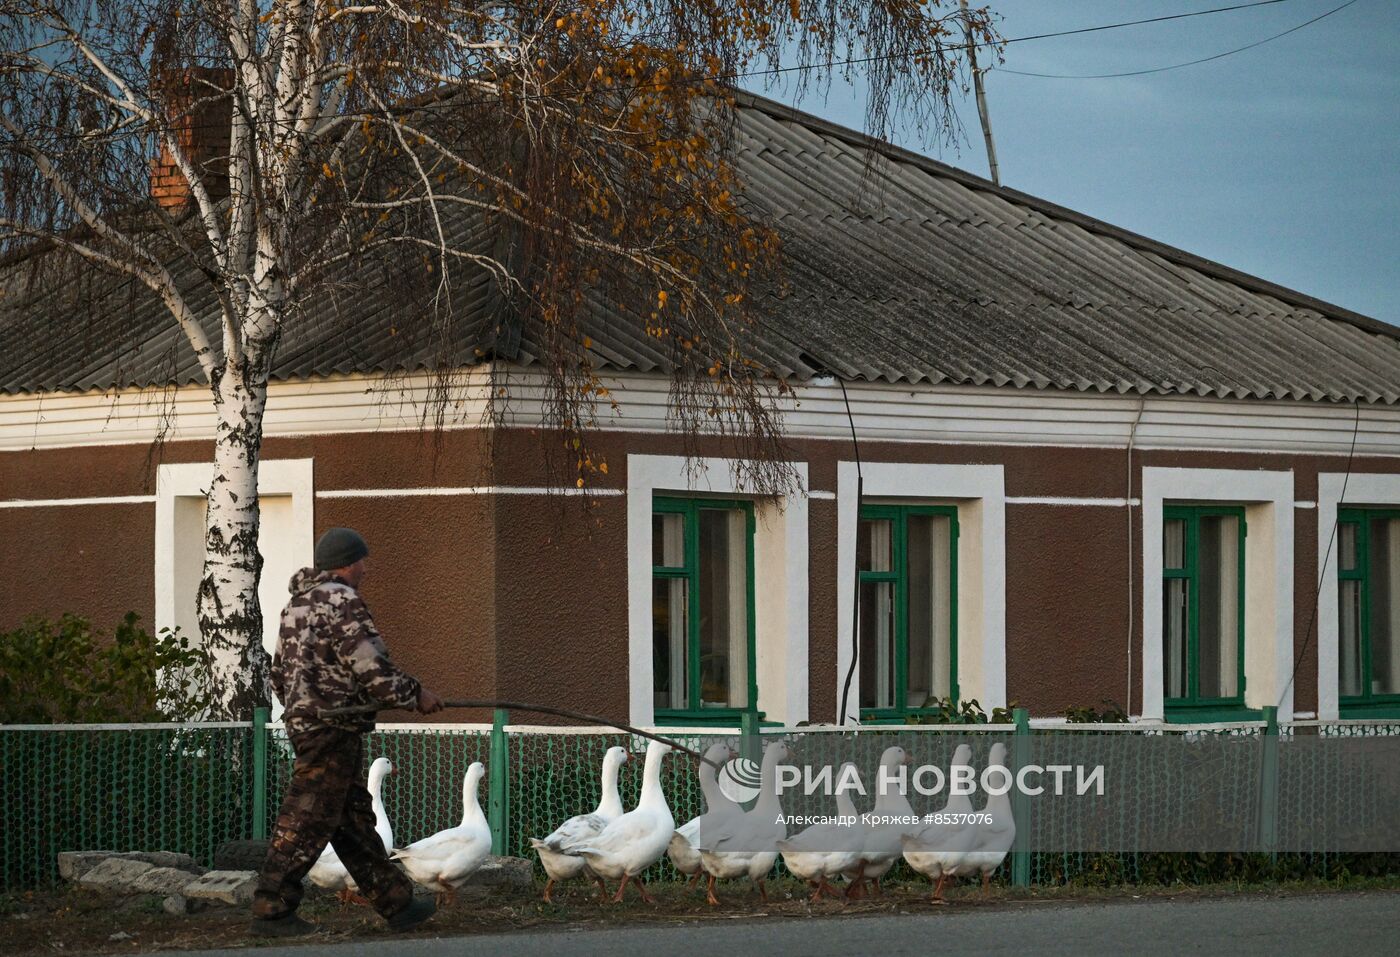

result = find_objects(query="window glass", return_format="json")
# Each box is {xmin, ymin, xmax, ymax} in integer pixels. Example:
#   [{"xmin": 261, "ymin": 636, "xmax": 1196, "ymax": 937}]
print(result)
[
  {"xmin": 1164, "ymin": 578, "xmax": 1190, "ymax": 700},
  {"xmin": 1340, "ymin": 578, "xmax": 1363, "ymax": 698},
  {"xmin": 1368, "ymin": 518, "xmax": 1400, "ymax": 697},
  {"xmin": 858, "ymin": 518, "xmax": 893, "ymax": 573},
  {"xmin": 653, "ymin": 512, "xmax": 685, "ymax": 567},
  {"xmin": 651, "ymin": 499, "xmax": 754, "ymax": 719},
  {"xmin": 905, "ymin": 513, "xmax": 953, "ymax": 708},
  {"xmin": 859, "ymin": 579, "xmax": 896, "ymax": 710},
  {"xmin": 652, "ymin": 577, "xmax": 688, "ymax": 710},
  {"xmin": 697, "ymin": 508, "xmax": 748, "ymax": 708},
  {"xmin": 1197, "ymin": 515, "xmax": 1241, "ymax": 700},
  {"xmin": 1162, "ymin": 506, "xmax": 1244, "ymax": 708},
  {"xmin": 1164, "ymin": 519, "xmax": 1186, "ymax": 570},
  {"xmin": 859, "ymin": 506, "xmax": 957, "ymax": 715},
  {"xmin": 1338, "ymin": 522, "xmax": 1358, "ymax": 572}
]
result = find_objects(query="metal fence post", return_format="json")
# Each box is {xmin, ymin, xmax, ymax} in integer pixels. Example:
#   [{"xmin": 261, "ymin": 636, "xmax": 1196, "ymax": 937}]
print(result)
[
  {"xmin": 740, "ymin": 709, "xmax": 761, "ymax": 763},
  {"xmin": 252, "ymin": 706, "xmax": 270, "ymax": 840},
  {"xmin": 489, "ymin": 708, "xmax": 509, "ymax": 856},
  {"xmin": 1011, "ymin": 706, "xmax": 1032, "ymax": 888},
  {"xmin": 1258, "ymin": 705, "xmax": 1279, "ymax": 862}
]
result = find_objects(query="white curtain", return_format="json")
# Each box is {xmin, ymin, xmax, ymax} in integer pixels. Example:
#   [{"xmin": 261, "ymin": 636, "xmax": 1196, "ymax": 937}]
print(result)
[
  {"xmin": 930, "ymin": 516, "xmax": 953, "ymax": 700},
  {"xmin": 1216, "ymin": 517, "xmax": 1240, "ymax": 696},
  {"xmin": 668, "ymin": 579, "xmax": 687, "ymax": 709},
  {"xmin": 727, "ymin": 508, "xmax": 749, "ymax": 707},
  {"xmin": 1382, "ymin": 519, "xmax": 1400, "ymax": 695}
]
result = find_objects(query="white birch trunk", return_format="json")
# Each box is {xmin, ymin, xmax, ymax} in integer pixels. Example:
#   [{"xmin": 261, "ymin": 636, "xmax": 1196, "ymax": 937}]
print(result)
[{"xmin": 196, "ymin": 296, "xmax": 280, "ymax": 716}]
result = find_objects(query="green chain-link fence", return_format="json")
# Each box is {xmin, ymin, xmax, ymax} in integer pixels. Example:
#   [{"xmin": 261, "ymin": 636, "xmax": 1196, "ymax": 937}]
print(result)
[
  {"xmin": 0, "ymin": 722, "xmax": 257, "ymax": 888},
  {"xmin": 5, "ymin": 714, "xmax": 1399, "ymax": 890}
]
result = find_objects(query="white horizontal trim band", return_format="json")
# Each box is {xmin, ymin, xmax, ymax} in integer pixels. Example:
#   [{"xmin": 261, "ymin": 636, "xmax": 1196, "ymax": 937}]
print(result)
[
  {"xmin": 6, "ymin": 370, "xmax": 1400, "ymax": 458},
  {"xmin": 1005, "ymin": 496, "xmax": 1138, "ymax": 507},
  {"xmin": 0, "ymin": 494, "xmax": 156, "ymax": 509},
  {"xmin": 316, "ymin": 485, "xmax": 625, "ymax": 498}
]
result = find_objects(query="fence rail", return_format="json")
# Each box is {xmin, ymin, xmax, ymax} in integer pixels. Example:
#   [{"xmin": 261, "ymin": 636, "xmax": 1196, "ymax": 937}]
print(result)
[{"xmin": 3, "ymin": 711, "xmax": 1399, "ymax": 890}]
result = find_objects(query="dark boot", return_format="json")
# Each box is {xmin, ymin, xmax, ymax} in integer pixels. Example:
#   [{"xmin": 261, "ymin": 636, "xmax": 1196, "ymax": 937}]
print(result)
[
  {"xmin": 249, "ymin": 913, "xmax": 318, "ymax": 938},
  {"xmin": 386, "ymin": 896, "xmax": 436, "ymax": 932}
]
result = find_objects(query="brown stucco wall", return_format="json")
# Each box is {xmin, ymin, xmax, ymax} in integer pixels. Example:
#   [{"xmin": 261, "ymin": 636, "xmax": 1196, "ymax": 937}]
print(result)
[
  {"xmin": 0, "ymin": 502, "xmax": 155, "ymax": 632},
  {"xmin": 4, "ymin": 413, "xmax": 1398, "ymax": 722},
  {"xmin": 490, "ymin": 494, "xmax": 629, "ymax": 723}
]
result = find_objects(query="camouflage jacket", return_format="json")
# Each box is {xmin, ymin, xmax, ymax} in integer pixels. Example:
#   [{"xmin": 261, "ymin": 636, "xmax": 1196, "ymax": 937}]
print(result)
[{"xmin": 271, "ymin": 568, "xmax": 422, "ymax": 736}]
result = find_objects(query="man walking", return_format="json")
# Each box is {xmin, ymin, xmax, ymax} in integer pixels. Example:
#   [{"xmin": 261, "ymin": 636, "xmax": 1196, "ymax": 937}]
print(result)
[{"xmin": 251, "ymin": 527, "xmax": 445, "ymax": 937}]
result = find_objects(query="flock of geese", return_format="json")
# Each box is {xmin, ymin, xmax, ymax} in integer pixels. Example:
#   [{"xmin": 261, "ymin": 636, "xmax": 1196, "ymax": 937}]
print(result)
[
  {"xmin": 532, "ymin": 739, "xmax": 1016, "ymax": 905},
  {"xmin": 305, "ymin": 739, "xmax": 1016, "ymax": 907},
  {"xmin": 307, "ymin": 757, "xmax": 493, "ymax": 905}
]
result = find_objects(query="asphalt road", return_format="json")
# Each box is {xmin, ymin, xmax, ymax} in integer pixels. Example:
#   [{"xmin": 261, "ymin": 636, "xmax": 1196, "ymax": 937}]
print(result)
[{"xmin": 168, "ymin": 891, "xmax": 1400, "ymax": 957}]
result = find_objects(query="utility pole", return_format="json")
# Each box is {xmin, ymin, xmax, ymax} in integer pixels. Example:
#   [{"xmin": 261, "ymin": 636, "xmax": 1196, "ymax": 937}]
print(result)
[{"xmin": 961, "ymin": 0, "xmax": 1001, "ymax": 186}]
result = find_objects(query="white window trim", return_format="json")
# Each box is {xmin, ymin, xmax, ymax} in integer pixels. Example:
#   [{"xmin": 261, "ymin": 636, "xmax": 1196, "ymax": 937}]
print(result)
[
  {"xmin": 155, "ymin": 458, "xmax": 316, "ymax": 648},
  {"xmin": 1141, "ymin": 467, "xmax": 1294, "ymax": 720},
  {"xmin": 626, "ymin": 454, "xmax": 809, "ymax": 727},
  {"xmin": 835, "ymin": 461, "xmax": 1006, "ymax": 725},
  {"xmin": 1316, "ymin": 472, "xmax": 1400, "ymax": 720}
]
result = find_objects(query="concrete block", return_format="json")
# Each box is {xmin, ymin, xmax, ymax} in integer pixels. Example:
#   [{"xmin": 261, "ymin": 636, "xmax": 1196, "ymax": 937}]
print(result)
[
  {"xmin": 184, "ymin": 870, "xmax": 258, "ymax": 906},
  {"xmin": 77, "ymin": 857, "xmax": 154, "ymax": 892},
  {"xmin": 130, "ymin": 867, "xmax": 200, "ymax": 896}
]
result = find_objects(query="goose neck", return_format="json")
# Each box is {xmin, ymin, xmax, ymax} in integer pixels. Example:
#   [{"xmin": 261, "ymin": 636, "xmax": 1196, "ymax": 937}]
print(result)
[
  {"xmin": 638, "ymin": 748, "xmax": 667, "ymax": 807},
  {"xmin": 596, "ymin": 755, "xmax": 624, "ymax": 818},
  {"xmin": 462, "ymin": 772, "xmax": 486, "ymax": 828},
  {"xmin": 697, "ymin": 758, "xmax": 723, "ymax": 808},
  {"xmin": 754, "ymin": 748, "xmax": 785, "ymax": 812}
]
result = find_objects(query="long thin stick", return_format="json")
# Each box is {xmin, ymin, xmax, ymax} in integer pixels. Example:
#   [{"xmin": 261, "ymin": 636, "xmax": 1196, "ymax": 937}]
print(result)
[{"xmin": 320, "ymin": 699, "xmax": 723, "ymax": 767}]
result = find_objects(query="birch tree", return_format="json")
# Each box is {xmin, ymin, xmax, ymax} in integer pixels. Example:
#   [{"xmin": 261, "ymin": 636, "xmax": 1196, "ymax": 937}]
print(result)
[{"xmin": 0, "ymin": 0, "xmax": 997, "ymax": 716}]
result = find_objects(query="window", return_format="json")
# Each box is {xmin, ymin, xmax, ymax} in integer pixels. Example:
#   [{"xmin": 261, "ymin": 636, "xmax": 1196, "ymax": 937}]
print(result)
[
  {"xmin": 1162, "ymin": 505, "xmax": 1246, "ymax": 715},
  {"xmin": 857, "ymin": 504, "xmax": 958, "ymax": 720},
  {"xmin": 1337, "ymin": 508, "xmax": 1400, "ymax": 714},
  {"xmin": 651, "ymin": 498, "xmax": 757, "ymax": 725}
]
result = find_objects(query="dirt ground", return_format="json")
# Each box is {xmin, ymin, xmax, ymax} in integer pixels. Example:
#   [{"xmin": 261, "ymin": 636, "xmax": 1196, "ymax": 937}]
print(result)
[{"xmin": 6, "ymin": 877, "xmax": 1400, "ymax": 956}]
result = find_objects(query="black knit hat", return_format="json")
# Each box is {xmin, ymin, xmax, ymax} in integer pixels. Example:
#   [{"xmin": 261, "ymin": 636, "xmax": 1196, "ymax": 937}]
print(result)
[{"xmin": 314, "ymin": 527, "xmax": 369, "ymax": 571}]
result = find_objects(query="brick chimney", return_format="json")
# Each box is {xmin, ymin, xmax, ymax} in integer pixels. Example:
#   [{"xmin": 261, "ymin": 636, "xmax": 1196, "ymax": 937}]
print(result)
[{"xmin": 150, "ymin": 68, "xmax": 233, "ymax": 212}]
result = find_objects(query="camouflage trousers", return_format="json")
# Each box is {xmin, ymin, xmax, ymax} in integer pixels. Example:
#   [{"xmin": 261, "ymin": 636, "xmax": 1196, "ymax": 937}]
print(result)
[{"xmin": 251, "ymin": 726, "xmax": 412, "ymax": 921}]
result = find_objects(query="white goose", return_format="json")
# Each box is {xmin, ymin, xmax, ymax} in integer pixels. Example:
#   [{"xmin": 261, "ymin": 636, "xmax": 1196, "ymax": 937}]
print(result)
[
  {"xmin": 957, "ymin": 742, "xmax": 1017, "ymax": 895},
  {"xmin": 842, "ymin": 745, "xmax": 915, "ymax": 899},
  {"xmin": 776, "ymin": 761, "xmax": 863, "ymax": 901},
  {"xmin": 391, "ymin": 761, "xmax": 493, "ymax": 905},
  {"xmin": 695, "ymin": 740, "xmax": 792, "ymax": 905},
  {"xmin": 573, "ymin": 740, "xmax": 674, "ymax": 903},
  {"xmin": 530, "ymin": 745, "xmax": 631, "ymax": 903},
  {"xmin": 901, "ymin": 743, "xmax": 980, "ymax": 901},
  {"xmin": 307, "ymin": 756, "xmax": 395, "ymax": 901},
  {"xmin": 667, "ymin": 743, "xmax": 741, "ymax": 888}
]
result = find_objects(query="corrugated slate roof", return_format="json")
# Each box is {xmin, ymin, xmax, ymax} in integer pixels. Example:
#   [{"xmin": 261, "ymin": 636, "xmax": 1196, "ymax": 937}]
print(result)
[{"xmin": 3, "ymin": 91, "xmax": 1398, "ymax": 403}]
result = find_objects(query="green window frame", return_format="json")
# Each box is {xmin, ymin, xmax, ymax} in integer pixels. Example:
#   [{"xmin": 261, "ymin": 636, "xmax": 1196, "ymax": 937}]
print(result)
[
  {"xmin": 1337, "ymin": 507, "xmax": 1400, "ymax": 717},
  {"xmin": 857, "ymin": 503, "xmax": 959, "ymax": 723},
  {"xmin": 651, "ymin": 497, "xmax": 759, "ymax": 726},
  {"xmin": 1162, "ymin": 504, "xmax": 1253, "ymax": 721}
]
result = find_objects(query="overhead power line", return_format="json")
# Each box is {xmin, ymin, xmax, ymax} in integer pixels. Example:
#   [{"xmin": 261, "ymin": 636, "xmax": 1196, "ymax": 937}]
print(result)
[
  {"xmin": 1, "ymin": 0, "xmax": 1318, "ymax": 146},
  {"xmin": 998, "ymin": 0, "xmax": 1359, "ymax": 80}
]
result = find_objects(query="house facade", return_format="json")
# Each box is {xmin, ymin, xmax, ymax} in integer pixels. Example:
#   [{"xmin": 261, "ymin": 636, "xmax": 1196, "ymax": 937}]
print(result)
[{"xmin": 3, "ymin": 95, "xmax": 1399, "ymax": 727}]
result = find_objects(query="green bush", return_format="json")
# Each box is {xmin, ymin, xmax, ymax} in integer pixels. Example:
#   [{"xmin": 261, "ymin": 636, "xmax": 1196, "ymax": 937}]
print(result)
[
  {"xmin": 0, "ymin": 613, "xmax": 212, "ymax": 723},
  {"xmin": 906, "ymin": 696, "xmax": 1016, "ymax": 724},
  {"xmin": 1062, "ymin": 699, "xmax": 1131, "ymax": 723}
]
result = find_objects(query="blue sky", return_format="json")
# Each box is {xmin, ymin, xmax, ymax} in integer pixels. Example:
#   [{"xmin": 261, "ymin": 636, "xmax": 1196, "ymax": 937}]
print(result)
[{"xmin": 744, "ymin": 0, "xmax": 1398, "ymax": 323}]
